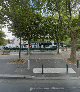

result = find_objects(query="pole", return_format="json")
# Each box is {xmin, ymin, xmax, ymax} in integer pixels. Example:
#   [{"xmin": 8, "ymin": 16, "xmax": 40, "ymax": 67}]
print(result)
[
  {"xmin": 66, "ymin": 64, "xmax": 68, "ymax": 73},
  {"xmin": 77, "ymin": 60, "xmax": 79, "ymax": 68},
  {"xmin": 42, "ymin": 64, "xmax": 43, "ymax": 74},
  {"xmin": 27, "ymin": 59, "xmax": 30, "ymax": 70},
  {"xmin": 19, "ymin": 35, "xmax": 21, "ymax": 59}
]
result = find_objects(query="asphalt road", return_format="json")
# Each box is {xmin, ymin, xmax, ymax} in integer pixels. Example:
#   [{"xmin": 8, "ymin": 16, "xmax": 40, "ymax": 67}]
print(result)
[{"xmin": 0, "ymin": 79, "xmax": 80, "ymax": 92}]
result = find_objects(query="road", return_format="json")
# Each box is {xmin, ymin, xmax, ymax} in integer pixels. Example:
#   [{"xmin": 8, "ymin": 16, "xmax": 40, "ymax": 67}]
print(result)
[
  {"xmin": 0, "ymin": 79, "xmax": 80, "ymax": 92},
  {"xmin": 0, "ymin": 51, "xmax": 79, "ymax": 92}
]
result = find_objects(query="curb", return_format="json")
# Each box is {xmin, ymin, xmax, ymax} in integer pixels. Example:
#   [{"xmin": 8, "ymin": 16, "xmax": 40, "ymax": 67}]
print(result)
[
  {"xmin": 0, "ymin": 74, "xmax": 31, "ymax": 79},
  {"xmin": 0, "ymin": 74, "xmax": 79, "ymax": 80},
  {"xmin": 32, "ymin": 76, "xmax": 79, "ymax": 80}
]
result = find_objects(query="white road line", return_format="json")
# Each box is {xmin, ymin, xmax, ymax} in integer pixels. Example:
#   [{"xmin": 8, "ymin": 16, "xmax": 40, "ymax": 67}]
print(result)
[
  {"xmin": 33, "ymin": 68, "xmax": 76, "ymax": 73},
  {"xmin": 30, "ymin": 87, "xmax": 64, "ymax": 91},
  {"xmin": 51, "ymin": 87, "xmax": 64, "ymax": 89},
  {"xmin": 30, "ymin": 87, "xmax": 80, "ymax": 91}
]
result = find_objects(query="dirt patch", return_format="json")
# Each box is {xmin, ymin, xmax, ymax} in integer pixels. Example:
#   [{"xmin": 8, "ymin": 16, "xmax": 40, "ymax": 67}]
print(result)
[
  {"xmin": 9, "ymin": 59, "xmax": 26, "ymax": 64},
  {"xmin": 66, "ymin": 58, "xmax": 77, "ymax": 64}
]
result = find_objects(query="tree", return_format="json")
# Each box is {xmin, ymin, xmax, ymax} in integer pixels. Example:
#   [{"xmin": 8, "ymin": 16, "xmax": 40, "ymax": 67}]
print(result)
[
  {"xmin": 1, "ymin": 0, "xmax": 45, "ymax": 56},
  {"xmin": 0, "ymin": 27, "xmax": 5, "ymax": 45},
  {"xmin": 38, "ymin": 0, "xmax": 68, "ymax": 53},
  {"xmin": 65, "ymin": 0, "xmax": 80, "ymax": 63},
  {"xmin": 0, "ymin": 1, "xmax": 6, "ymax": 45},
  {"xmin": 1, "ymin": 0, "xmax": 33, "ymax": 58},
  {"xmin": 1, "ymin": 0, "xmax": 80, "ymax": 62},
  {"xmin": 37, "ymin": 0, "xmax": 80, "ymax": 61}
]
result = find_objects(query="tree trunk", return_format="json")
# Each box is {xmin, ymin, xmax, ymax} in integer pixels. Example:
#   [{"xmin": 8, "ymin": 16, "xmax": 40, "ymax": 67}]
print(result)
[
  {"xmin": 55, "ymin": 27, "xmax": 60, "ymax": 54},
  {"xmin": 19, "ymin": 36, "xmax": 21, "ymax": 59},
  {"xmin": 57, "ymin": 42, "xmax": 59, "ymax": 54},
  {"xmin": 70, "ymin": 31, "xmax": 77, "ymax": 63}
]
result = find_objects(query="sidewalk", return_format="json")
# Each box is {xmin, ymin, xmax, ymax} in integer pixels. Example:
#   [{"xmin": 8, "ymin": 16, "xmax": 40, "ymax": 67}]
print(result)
[
  {"xmin": 0, "ymin": 49, "xmax": 79, "ymax": 79},
  {"xmin": 0, "ymin": 74, "xmax": 79, "ymax": 80}
]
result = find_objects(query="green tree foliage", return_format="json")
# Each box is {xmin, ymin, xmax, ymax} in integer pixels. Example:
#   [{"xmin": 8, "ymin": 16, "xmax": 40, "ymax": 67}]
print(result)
[
  {"xmin": 0, "ymin": 0, "xmax": 80, "ymax": 62},
  {"xmin": 1, "ymin": 0, "xmax": 45, "ymax": 57},
  {"xmin": 0, "ymin": 29, "xmax": 5, "ymax": 45}
]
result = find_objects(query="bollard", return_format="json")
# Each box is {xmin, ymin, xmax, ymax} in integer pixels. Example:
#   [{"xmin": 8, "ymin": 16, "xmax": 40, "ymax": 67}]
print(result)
[
  {"xmin": 42, "ymin": 64, "xmax": 44, "ymax": 74},
  {"xmin": 27, "ymin": 59, "xmax": 30, "ymax": 70},
  {"xmin": 66, "ymin": 64, "xmax": 68, "ymax": 73},
  {"xmin": 77, "ymin": 60, "xmax": 79, "ymax": 68}
]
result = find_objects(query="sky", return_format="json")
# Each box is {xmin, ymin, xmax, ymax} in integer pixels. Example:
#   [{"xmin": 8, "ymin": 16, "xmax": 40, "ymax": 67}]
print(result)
[{"xmin": 2, "ymin": 27, "xmax": 15, "ymax": 40}]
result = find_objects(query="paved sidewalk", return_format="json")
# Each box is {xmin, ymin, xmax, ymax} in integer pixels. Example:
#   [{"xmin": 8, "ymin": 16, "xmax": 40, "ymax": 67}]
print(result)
[
  {"xmin": 0, "ymin": 74, "xmax": 79, "ymax": 80},
  {"xmin": 0, "ymin": 49, "xmax": 79, "ymax": 79}
]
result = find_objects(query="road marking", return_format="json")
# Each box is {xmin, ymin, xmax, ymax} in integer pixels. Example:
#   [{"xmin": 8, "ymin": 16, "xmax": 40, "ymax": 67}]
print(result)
[
  {"xmin": 30, "ymin": 87, "xmax": 80, "ymax": 91},
  {"xmin": 10, "ymin": 54, "xmax": 19, "ymax": 55},
  {"xmin": 30, "ymin": 87, "xmax": 64, "ymax": 91},
  {"xmin": 33, "ymin": 68, "xmax": 76, "ymax": 73},
  {"xmin": 51, "ymin": 87, "xmax": 64, "ymax": 89},
  {"xmin": 41, "ymin": 87, "xmax": 49, "ymax": 89}
]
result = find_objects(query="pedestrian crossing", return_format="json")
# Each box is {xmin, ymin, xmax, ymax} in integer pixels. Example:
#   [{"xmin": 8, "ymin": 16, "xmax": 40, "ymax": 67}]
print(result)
[{"xmin": 33, "ymin": 68, "xmax": 76, "ymax": 73}]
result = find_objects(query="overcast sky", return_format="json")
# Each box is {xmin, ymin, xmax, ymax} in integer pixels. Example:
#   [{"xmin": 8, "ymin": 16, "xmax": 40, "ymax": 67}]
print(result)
[{"xmin": 2, "ymin": 27, "xmax": 14, "ymax": 40}]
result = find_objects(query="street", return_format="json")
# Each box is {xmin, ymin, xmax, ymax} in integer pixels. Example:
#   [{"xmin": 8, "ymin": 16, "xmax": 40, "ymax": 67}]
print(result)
[
  {"xmin": 0, "ymin": 79, "xmax": 80, "ymax": 92},
  {"xmin": 0, "ymin": 50, "xmax": 79, "ymax": 92}
]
